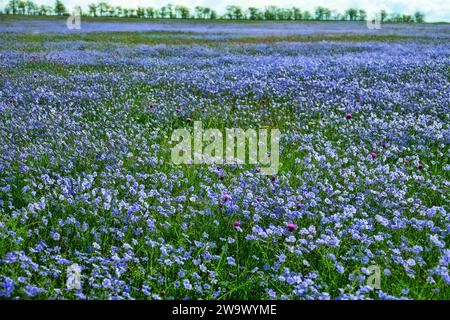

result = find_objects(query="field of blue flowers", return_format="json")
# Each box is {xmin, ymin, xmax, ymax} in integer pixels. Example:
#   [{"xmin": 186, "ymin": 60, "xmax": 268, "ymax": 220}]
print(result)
[{"xmin": 0, "ymin": 18, "xmax": 449, "ymax": 299}]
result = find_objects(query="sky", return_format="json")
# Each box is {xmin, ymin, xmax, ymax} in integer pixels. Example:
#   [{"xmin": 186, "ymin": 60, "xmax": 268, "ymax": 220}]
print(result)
[{"xmin": 0, "ymin": 0, "xmax": 449, "ymax": 22}]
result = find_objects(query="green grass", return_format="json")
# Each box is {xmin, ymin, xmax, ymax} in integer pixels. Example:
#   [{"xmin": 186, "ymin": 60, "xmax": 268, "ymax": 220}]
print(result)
[{"xmin": 0, "ymin": 31, "xmax": 441, "ymax": 53}]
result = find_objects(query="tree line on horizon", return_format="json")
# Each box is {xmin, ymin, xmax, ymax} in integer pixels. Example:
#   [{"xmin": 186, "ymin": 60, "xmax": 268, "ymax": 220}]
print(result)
[{"xmin": 2, "ymin": 0, "xmax": 426, "ymax": 23}]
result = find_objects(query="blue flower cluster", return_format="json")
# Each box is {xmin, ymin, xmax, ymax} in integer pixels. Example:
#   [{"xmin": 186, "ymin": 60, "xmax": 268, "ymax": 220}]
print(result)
[{"xmin": 0, "ymin": 20, "xmax": 449, "ymax": 299}]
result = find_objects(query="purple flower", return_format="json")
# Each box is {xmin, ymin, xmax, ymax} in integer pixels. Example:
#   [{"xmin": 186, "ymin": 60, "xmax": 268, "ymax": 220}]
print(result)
[
  {"xmin": 429, "ymin": 234, "xmax": 445, "ymax": 248},
  {"xmin": 227, "ymin": 257, "xmax": 236, "ymax": 266},
  {"xmin": 0, "ymin": 276, "xmax": 15, "ymax": 298},
  {"xmin": 183, "ymin": 279, "xmax": 192, "ymax": 290},
  {"xmin": 102, "ymin": 279, "xmax": 112, "ymax": 289},
  {"xmin": 24, "ymin": 284, "xmax": 43, "ymax": 297},
  {"xmin": 440, "ymin": 250, "xmax": 450, "ymax": 266}
]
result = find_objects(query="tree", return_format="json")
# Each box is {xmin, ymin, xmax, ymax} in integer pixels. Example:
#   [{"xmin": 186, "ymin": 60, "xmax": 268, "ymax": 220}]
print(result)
[
  {"xmin": 331, "ymin": 10, "xmax": 340, "ymax": 20},
  {"xmin": 108, "ymin": 5, "xmax": 116, "ymax": 17},
  {"xmin": 323, "ymin": 8, "xmax": 331, "ymax": 20},
  {"xmin": 161, "ymin": 4, "xmax": 172, "ymax": 18},
  {"xmin": 113, "ymin": 6, "xmax": 122, "ymax": 17},
  {"xmin": 88, "ymin": 3, "xmax": 97, "ymax": 17},
  {"xmin": 358, "ymin": 9, "xmax": 367, "ymax": 21},
  {"xmin": 390, "ymin": 13, "xmax": 402, "ymax": 22},
  {"xmin": 158, "ymin": 4, "xmax": 175, "ymax": 18},
  {"xmin": 401, "ymin": 14, "xmax": 413, "ymax": 23},
  {"xmin": 314, "ymin": 6, "xmax": 331, "ymax": 20},
  {"xmin": 292, "ymin": 7, "xmax": 302, "ymax": 20},
  {"xmin": 303, "ymin": 10, "xmax": 311, "ymax": 20},
  {"xmin": 224, "ymin": 5, "xmax": 233, "ymax": 19},
  {"xmin": 25, "ymin": 1, "xmax": 37, "ymax": 15},
  {"xmin": 225, "ymin": 5, "xmax": 243, "ymax": 19},
  {"xmin": 247, "ymin": 7, "xmax": 260, "ymax": 20},
  {"xmin": 276, "ymin": 8, "xmax": 294, "ymax": 20},
  {"xmin": 202, "ymin": 7, "xmax": 211, "ymax": 19},
  {"xmin": 315, "ymin": 6, "xmax": 325, "ymax": 20},
  {"xmin": 264, "ymin": 6, "xmax": 277, "ymax": 20},
  {"xmin": 175, "ymin": 5, "xmax": 189, "ymax": 19},
  {"xmin": 380, "ymin": 9, "xmax": 388, "ymax": 22},
  {"xmin": 136, "ymin": 7, "xmax": 145, "ymax": 18},
  {"xmin": 193, "ymin": 6, "xmax": 203, "ymax": 18},
  {"xmin": 145, "ymin": 7, "xmax": 154, "ymax": 18},
  {"xmin": 234, "ymin": 6, "xmax": 243, "ymax": 19},
  {"xmin": 38, "ymin": 4, "xmax": 52, "ymax": 15},
  {"xmin": 18, "ymin": 1, "xmax": 26, "ymax": 14},
  {"xmin": 54, "ymin": 0, "xmax": 66, "ymax": 16},
  {"xmin": 414, "ymin": 11, "xmax": 425, "ymax": 23},
  {"xmin": 97, "ymin": 2, "xmax": 109, "ymax": 17},
  {"xmin": 345, "ymin": 8, "xmax": 358, "ymax": 21},
  {"xmin": 159, "ymin": 5, "xmax": 169, "ymax": 18},
  {"xmin": 8, "ymin": 0, "xmax": 19, "ymax": 15},
  {"xmin": 1, "ymin": 2, "xmax": 426, "ymax": 24}
]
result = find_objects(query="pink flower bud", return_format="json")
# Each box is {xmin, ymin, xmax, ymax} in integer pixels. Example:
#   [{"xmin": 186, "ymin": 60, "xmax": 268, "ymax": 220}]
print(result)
[{"xmin": 222, "ymin": 194, "xmax": 231, "ymax": 202}]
